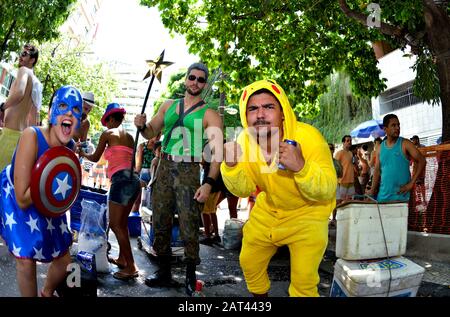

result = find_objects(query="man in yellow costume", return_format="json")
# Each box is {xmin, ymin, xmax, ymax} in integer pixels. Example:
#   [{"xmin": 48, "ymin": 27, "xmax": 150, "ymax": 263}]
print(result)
[{"xmin": 221, "ymin": 79, "xmax": 336, "ymax": 297}]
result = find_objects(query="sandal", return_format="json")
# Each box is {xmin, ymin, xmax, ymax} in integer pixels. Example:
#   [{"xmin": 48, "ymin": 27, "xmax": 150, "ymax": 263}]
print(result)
[
  {"xmin": 108, "ymin": 257, "xmax": 126, "ymax": 269},
  {"xmin": 113, "ymin": 270, "xmax": 139, "ymax": 281}
]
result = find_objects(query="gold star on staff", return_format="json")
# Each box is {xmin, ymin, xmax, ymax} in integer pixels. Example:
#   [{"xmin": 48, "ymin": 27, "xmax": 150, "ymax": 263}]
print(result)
[{"xmin": 143, "ymin": 49, "xmax": 174, "ymax": 82}]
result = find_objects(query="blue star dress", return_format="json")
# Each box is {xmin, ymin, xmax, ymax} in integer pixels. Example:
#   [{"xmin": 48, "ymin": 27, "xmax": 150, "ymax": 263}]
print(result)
[{"xmin": 0, "ymin": 127, "xmax": 74, "ymax": 262}]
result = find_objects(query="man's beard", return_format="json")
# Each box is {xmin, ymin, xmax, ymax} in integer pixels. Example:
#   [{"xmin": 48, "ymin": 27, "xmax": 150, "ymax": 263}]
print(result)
[{"xmin": 186, "ymin": 87, "xmax": 202, "ymax": 96}]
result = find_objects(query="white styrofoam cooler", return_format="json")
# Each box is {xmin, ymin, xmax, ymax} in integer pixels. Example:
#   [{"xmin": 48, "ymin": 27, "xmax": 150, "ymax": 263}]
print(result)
[
  {"xmin": 330, "ymin": 256, "xmax": 425, "ymax": 297},
  {"xmin": 336, "ymin": 201, "xmax": 408, "ymax": 260}
]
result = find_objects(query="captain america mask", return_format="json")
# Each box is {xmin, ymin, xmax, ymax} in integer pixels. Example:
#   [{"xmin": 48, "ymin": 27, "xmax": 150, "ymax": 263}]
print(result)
[{"xmin": 50, "ymin": 86, "xmax": 83, "ymax": 128}]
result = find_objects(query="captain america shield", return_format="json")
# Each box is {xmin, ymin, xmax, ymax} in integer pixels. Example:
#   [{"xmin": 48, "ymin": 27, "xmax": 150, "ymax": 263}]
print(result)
[{"xmin": 30, "ymin": 146, "xmax": 81, "ymax": 218}]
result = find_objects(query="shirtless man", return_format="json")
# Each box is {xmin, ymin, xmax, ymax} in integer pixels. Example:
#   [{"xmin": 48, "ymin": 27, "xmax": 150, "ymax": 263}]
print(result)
[
  {"xmin": 74, "ymin": 91, "xmax": 95, "ymax": 142},
  {"xmin": 0, "ymin": 43, "xmax": 42, "ymax": 170},
  {"xmin": 357, "ymin": 145, "xmax": 370, "ymax": 192}
]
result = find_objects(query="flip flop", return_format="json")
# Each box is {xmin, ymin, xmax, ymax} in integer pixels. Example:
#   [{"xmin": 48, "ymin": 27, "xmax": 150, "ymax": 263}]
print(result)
[
  {"xmin": 113, "ymin": 271, "xmax": 139, "ymax": 281},
  {"xmin": 108, "ymin": 257, "xmax": 126, "ymax": 269}
]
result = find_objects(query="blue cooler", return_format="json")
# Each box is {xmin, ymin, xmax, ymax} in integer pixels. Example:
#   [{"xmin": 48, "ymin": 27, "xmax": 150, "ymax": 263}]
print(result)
[
  {"xmin": 128, "ymin": 211, "xmax": 142, "ymax": 237},
  {"xmin": 70, "ymin": 186, "xmax": 108, "ymax": 232}
]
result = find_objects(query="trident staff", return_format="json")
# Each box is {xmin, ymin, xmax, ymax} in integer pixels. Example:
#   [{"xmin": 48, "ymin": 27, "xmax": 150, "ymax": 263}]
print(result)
[{"xmin": 130, "ymin": 50, "xmax": 173, "ymax": 176}]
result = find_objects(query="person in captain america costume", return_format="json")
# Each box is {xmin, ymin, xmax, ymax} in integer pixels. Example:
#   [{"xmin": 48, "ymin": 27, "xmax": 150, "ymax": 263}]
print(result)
[{"xmin": 0, "ymin": 85, "xmax": 82, "ymax": 297}]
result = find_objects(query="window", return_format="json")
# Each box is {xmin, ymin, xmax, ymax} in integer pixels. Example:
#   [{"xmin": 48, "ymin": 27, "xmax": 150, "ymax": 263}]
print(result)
[
  {"xmin": 0, "ymin": 71, "xmax": 15, "ymax": 98},
  {"xmin": 379, "ymin": 81, "xmax": 423, "ymax": 114}
]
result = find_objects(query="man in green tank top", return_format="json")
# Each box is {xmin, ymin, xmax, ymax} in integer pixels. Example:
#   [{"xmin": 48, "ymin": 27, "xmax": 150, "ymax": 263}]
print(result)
[
  {"xmin": 368, "ymin": 114, "xmax": 425, "ymax": 202},
  {"xmin": 134, "ymin": 62, "xmax": 223, "ymax": 296}
]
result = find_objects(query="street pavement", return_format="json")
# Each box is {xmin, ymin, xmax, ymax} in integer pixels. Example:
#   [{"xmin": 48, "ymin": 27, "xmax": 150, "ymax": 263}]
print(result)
[{"xmin": 0, "ymin": 202, "xmax": 449, "ymax": 297}]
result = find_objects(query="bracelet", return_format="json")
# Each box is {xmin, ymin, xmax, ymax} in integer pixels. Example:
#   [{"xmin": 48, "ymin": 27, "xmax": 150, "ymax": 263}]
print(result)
[{"xmin": 202, "ymin": 176, "xmax": 215, "ymax": 187}]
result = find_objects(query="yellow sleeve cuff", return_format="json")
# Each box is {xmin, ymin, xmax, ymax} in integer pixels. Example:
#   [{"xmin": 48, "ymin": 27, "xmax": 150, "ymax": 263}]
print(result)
[{"xmin": 293, "ymin": 160, "xmax": 311, "ymax": 179}]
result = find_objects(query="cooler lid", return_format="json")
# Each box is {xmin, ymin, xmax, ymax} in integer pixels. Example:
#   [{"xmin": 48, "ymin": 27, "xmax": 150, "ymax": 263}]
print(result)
[
  {"xmin": 336, "ymin": 201, "xmax": 408, "ymax": 221},
  {"xmin": 336, "ymin": 200, "xmax": 407, "ymax": 209},
  {"xmin": 335, "ymin": 257, "xmax": 425, "ymax": 284}
]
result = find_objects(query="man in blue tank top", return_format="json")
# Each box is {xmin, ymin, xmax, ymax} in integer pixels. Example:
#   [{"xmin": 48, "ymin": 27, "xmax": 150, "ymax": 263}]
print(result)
[{"xmin": 369, "ymin": 114, "xmax": 425, "ymax": 202}]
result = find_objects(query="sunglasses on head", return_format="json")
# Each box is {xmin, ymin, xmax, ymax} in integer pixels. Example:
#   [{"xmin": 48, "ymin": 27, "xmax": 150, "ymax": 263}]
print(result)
[
  {"xmin": 188, "ymin": 74, "xmax": 206, "ymax": 83},
  {"xmin": 20, "ymin": 51, "xmax": 31, "ymax": 57}
]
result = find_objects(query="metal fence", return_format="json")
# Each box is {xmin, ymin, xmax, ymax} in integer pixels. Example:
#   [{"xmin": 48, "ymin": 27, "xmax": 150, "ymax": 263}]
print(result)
[{"xmin": 408, "ymin": 143, "xmax": 450, "ymax": 234}]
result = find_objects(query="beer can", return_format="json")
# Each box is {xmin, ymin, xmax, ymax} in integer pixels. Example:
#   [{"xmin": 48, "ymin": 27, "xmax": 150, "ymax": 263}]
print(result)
[
  {"xmin": 278, "ymin": 139, "xmax": 297, "ymax": 170},
  {"xmin": 77, "ymin": 251, "xmax": 97, "ymax": 274}
]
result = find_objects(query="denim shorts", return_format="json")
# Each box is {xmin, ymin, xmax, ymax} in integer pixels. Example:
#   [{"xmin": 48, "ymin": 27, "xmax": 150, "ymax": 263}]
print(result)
[
  {"xmin": 140, "ymin": 168, "xmax": 151, "ymax": 183},
  {"xmin": 109, "ymin": 169, "xmax": 141, "ymax": 206}
]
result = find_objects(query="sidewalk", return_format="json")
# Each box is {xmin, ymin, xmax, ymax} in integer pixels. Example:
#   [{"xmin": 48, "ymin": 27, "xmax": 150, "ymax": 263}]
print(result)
[{"xmin": 0, "ymin": 201, "xmax": 448, "ymax": 297}]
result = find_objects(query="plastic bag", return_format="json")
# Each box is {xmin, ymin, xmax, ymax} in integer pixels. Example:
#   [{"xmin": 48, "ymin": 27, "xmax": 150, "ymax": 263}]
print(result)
[
  {"xmin": 142, "ymin": 186, "xmax": 152, "ymax": 209},
  {"xmin": 78, "ymin": 199, "xmax": 109, "ymax": 273},
  {"xmin": 222, "ymin": 219, "xmax": 245, "ymax": 250}
]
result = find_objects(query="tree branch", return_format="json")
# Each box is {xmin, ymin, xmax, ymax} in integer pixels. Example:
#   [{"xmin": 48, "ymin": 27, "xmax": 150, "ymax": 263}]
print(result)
[
  {"xmin": 338, "ymin": 0, "xmax": 404, "ymax": 38},
  {"xmin": 423, "ymin": 0, "xmax": 449, "ymax": 10},
  {"xmin": 422, "ymin": 0, "xmax": 450, "ymax": 59},
  {"xmin": 0, "ymin": 19, "xmax": 16, "ymax": 61}
]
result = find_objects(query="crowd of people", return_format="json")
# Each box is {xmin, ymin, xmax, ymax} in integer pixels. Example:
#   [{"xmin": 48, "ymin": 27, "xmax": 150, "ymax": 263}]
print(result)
[
  {"xmin": 331, "ymin": 128, "xmax": 426, "ymax": 205},
  {"xmin": 0, "ymin": 44, "xmax": 428, "ymax": 298}
]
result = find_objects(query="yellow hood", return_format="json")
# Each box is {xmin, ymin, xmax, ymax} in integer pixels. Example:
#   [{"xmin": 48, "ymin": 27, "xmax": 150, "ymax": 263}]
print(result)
[
  {"xmin": 238, "ymin": 79, "xmax": 297, "ymax": 141},
  {"xmin": 222, "ymin": 79, "xmax": 336, "ymax": 219}
]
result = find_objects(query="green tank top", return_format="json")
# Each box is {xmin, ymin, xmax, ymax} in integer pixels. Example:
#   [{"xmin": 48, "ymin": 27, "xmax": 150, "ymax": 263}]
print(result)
[{"xmin": 162, "ymin": 99, "xmax": 208, "ymax": 158}]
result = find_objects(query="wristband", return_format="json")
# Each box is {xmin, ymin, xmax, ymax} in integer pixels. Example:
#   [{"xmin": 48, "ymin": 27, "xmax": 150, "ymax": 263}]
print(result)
[{"xmin": 202, "ymin": 176, "xmax": 215, "ymax": 187}]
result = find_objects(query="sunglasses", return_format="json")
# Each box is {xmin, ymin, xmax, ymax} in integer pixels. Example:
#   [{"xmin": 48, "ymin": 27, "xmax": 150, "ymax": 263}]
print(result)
[
  {"xmin": 188, "ymin": 74, "xmax": 206, "ymax": 83},
  {"xmin": 20, "ymin": 51, "xmax": 31, "ymax": 57}
]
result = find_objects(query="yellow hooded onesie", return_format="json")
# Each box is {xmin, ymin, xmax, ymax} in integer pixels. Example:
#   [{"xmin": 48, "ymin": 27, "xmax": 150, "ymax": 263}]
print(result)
[{"xmin": 220, "ymin": 79, "xmax": 337, "ymax": 297}]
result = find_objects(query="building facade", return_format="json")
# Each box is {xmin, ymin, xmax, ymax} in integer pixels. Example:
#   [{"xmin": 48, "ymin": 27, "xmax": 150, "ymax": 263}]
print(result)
[
  {"xmin": 371, "ymin": 48, "xmax": 442, "ymax": 146},
  {"xmin": 60, "ymin": 0, "xmax": 103, "ymax": 48},
  {"xmin": 109, "ymin": 60, "xmax": 159, "ymax": 135},
  {"xmin": 0, "ymin": 62, "xmax": 16, "ymax": 103}
]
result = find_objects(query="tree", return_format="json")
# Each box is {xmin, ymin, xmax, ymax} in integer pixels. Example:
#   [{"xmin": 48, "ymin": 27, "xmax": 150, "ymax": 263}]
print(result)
[
  {"xmin": 141, "ymin": 0, "xmax": 449, "ymax": 142},
  {"xmin": 304, "ymin": 72, "xmax": 373, "ymax": 144},
  {"xmin": 35, "ymin": 39, "xmax": 120, "ymax": 136},
  {"xmin": 0, "ymin": 0, "xmax": 76, "ymax": 61},
  {"xmin": 143, "ymin": 0, "xmax": 449, "ymax": 233}
]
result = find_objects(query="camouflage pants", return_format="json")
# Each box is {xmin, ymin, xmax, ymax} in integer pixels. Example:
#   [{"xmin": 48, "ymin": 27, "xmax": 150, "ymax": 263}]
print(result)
[{"xmin": 151, "ymin": 158, "xmax": 202, "ymax": 265}]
